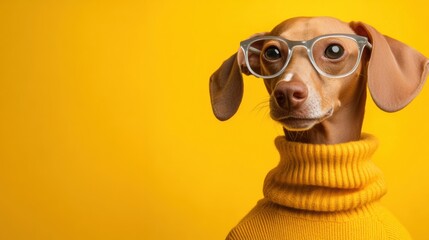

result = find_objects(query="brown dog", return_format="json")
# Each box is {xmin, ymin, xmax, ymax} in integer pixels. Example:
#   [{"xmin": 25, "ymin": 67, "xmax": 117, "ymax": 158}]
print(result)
[{"xmin": 210, "ymin": 17, "xmax": 428, "ymax": 239}]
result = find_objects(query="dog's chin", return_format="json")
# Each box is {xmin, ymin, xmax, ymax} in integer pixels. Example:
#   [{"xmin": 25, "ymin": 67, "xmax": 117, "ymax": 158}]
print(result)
[
  {"xmin": 279, "ymin": 118, "xmax": 319, "ymax": 131},
  {"xmin": 272, "ymin": 108, "xmax": 334, "ymax": 131}
]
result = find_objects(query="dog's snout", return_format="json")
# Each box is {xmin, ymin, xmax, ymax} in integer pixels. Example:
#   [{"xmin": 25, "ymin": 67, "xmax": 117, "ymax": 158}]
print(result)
[{"xmin": 273, "ymin": 80, "xmax": 308, "ymax": 110}]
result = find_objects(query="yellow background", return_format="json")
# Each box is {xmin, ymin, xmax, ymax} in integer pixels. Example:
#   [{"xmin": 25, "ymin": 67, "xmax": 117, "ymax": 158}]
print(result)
[{"xmin": 1, "ymin": 0, "xmax": 428, "ymax": 239}]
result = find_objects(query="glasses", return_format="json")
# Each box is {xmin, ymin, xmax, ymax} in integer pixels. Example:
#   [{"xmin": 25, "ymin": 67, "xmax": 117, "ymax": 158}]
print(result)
[{"xmin": 240, "ymin": 34, "xmax": 372, "ymax": 79}]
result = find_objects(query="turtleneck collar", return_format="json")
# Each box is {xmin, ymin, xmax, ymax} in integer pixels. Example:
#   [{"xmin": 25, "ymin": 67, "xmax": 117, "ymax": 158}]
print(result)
[{"xmin": 263, "ymin": 133, "xmax": 387, "ymax": 212}]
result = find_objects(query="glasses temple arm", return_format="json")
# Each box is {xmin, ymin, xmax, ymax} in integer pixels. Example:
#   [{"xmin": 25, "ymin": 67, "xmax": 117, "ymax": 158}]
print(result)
[
  {"xmin": 248, "ymin": 46, "xmax": 262, "ymax": 54},
  {"xmin": 366, "ymin": 42, "xmax": 373, "ymax": 50}
]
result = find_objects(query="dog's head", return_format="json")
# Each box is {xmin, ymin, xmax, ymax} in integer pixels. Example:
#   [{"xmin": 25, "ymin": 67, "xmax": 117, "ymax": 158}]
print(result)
[{"xmin": 210, "ymin": 17, "xmax": 428, "ymax": 142}]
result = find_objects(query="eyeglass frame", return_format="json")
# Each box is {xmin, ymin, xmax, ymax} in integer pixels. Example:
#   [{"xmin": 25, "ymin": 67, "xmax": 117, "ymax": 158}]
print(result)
[{"xmin": 239, "ymin": 33, "xmax": 372, "ymax": 79}]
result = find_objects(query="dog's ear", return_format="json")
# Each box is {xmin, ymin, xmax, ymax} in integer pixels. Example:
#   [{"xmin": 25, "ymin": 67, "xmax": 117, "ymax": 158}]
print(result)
[
  {"xmin": 350, "ymin": 21, "xmax": 429, "ymax": 112},
  {"xmin": 209, "ymin": 33, "xmax": 267, "ymax": 120},
  {"xmin": 209, "ymin": 52, "xmax": 245, "ymax": 121}
]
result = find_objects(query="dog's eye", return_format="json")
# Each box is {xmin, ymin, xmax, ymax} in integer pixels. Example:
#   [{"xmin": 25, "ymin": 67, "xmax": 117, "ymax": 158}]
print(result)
[
  {"xmin": 264, "ymin": 46, "xmax": 282, "ymax": 61},
  {"xmin": 324, "ymin": 44, "xmax": 344, "ymax": 59}
]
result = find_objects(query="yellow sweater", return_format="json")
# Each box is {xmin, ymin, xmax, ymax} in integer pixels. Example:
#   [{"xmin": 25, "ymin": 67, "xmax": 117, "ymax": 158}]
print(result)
[{"xmin": 226, "ymin": 134, "xmax": 411, "ymax": 240}]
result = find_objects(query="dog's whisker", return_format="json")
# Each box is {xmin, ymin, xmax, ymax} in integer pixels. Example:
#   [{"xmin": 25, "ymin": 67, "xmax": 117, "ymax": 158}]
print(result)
[{"xmin": 252, "ymin": 98, "xmax": 271, "ymax": 117}]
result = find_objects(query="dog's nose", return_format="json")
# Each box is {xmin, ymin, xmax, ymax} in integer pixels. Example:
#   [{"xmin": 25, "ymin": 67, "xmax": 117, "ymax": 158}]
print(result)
[{"xmin": 273, "ymin": 80, "xmax": 308, "ymax": 110}]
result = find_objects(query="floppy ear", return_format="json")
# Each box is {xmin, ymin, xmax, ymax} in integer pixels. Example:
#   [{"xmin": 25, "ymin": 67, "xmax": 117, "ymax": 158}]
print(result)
[
  {"xmin": 350, "ymin": 22, "xmax": 429, "ymax": 112},
  {"xmin": 210, "ymin": 33, "xmax": 269, "ymax": 120},
  {"xmin": 209, "ymin": 53, "xmax": 245, "ymax": 121}
]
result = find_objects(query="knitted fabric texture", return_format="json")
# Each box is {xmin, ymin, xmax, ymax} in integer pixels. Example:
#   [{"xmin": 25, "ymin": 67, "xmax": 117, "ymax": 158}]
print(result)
[{"xmin": 226, "ymin": 134, "xmax": 411, "ymax": 240}]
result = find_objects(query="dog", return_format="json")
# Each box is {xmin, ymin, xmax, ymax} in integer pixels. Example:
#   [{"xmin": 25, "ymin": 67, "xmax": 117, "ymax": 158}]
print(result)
[{"xmin": 210, "ymin": 17, "xmax": 428, "ymax": 240}]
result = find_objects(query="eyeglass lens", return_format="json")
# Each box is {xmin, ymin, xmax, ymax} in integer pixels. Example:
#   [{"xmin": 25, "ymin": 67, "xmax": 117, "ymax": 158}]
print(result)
[{"xmin": 246, "ymin": 36, "xmax": 360, "ymax": 77}]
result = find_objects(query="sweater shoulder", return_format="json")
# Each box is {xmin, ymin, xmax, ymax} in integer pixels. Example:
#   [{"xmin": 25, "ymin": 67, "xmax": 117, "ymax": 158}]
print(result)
[
  {"xmin": 375, "ymin": 205, "xmax": 412, "ymax": 240},
  {"xmin": 226, "ymin": 200, "xmax": 413, "ymax": 240},
  {"xmin": 225, "ymin": 199, "xmax": 273, "ymax": 240}
]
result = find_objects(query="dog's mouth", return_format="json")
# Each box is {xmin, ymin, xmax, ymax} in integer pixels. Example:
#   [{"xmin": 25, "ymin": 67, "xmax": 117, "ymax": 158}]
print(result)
[{"xmin": 271, "ymin": 108, "xmax": 334, "ymax": 131}]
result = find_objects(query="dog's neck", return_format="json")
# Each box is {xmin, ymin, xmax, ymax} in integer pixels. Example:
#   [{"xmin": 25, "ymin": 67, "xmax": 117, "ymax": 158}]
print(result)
[{"xmin": 284, "ymin": 80, "xmax": 367, "ymax": 145}]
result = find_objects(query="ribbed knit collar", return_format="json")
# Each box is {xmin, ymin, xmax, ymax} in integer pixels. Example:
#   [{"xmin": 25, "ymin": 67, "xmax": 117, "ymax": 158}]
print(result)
[{"xmin": 263, "ymin": 133, "xmax": 387, "ymax": 212}]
